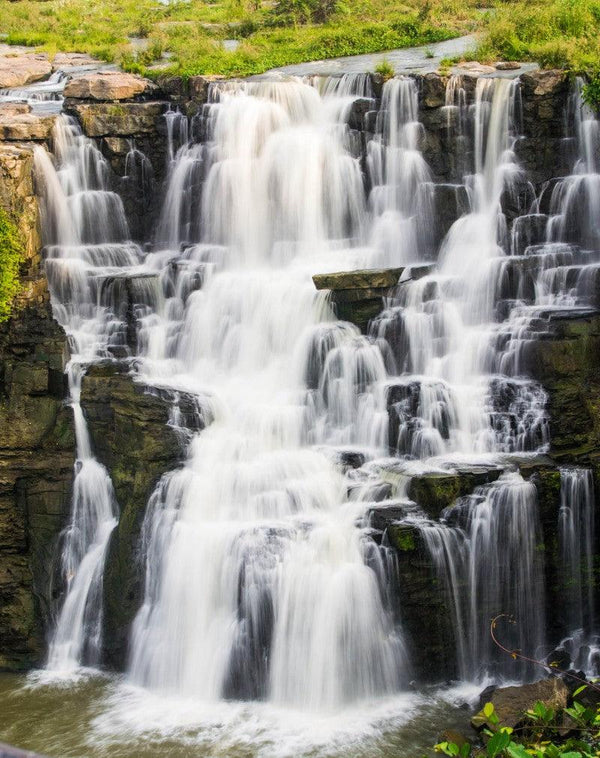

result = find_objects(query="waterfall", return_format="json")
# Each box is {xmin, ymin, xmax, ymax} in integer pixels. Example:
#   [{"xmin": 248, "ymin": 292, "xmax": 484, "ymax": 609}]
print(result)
[
  {"xmin": 419, "ymin": 472, "xmax": 545, "ymax": 682},
  {"xmin": 34, "ymin": 115, "xmax": 141, "ymax": 672},
  {"xmin": 126, "ymin": 79, "xmax": 407, "ymax": 710},
  {"xmin": 559, "ymin": 469, "xmax": 595, "ymax": 637},
  {"xmin": 25, "ymin": 63, "xmax": 600, "ymax": 727}
]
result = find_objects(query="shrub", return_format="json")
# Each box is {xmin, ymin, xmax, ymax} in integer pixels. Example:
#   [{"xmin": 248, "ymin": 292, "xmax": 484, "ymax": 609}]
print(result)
[{"xmin": 0, "ymin": 209, "xmax": 24, "ymax": 323}]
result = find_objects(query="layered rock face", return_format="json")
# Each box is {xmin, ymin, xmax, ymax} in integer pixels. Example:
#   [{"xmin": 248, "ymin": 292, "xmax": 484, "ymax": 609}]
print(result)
[
  {"xmin": 0, "ymin": 62, "xmax": 597, "ymax": 683},
  {"xmin": 0, "ymin": 136, "xmax": 72, "ymax": 670}
]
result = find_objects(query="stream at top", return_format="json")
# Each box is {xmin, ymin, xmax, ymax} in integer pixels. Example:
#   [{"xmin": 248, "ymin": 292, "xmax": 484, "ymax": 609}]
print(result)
[{"xmin": 0, "ymin": 63, "xmax": 599, "ymax": 758}]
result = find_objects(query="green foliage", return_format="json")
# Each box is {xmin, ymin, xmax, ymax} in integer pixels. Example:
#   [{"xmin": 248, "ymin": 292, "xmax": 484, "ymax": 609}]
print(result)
[
  {"xmin": 0, "ymin": 209, "xmax": 24, "ymax": 323},
  {"xmin": 476, "ymin": 0, "xmax": 600, "ymax": 82},
  {"xmin": 269, "ymin": 0, "xmax": 341, "ymax": 26},
  {"xmin": 435, "ymin": 697, "xmax": 600, "ymax": 758},
  {"xmin": 375, "ymin": 57, "xmax": 395, "ymax": 80},
  {"xmin": 582, "ymin": 72, "xmax": 600, "ymax": 111},
  {"xmin": 0, "ymin": 0, "xmax": 480, "ymax": 79}
]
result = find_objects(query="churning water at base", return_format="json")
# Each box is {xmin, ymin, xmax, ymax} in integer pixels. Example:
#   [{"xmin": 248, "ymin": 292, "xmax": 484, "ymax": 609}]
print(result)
[{"xmin": 20, "ymin": 65, "xmax": 600, "ymax": 751}]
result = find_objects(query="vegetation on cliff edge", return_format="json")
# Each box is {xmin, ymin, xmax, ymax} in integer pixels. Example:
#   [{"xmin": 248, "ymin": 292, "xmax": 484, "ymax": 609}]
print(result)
[
  {"xmin": 1, "ymin": 0, "xmax": 600, "ymax": 92},
  {"xmin": 0, "ymin": 209, "xmax": 24, "ymax": 323}
]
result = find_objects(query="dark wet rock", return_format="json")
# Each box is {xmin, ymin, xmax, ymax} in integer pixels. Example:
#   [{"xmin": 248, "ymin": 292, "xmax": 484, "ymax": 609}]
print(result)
[
  {"xmin": 408, "ymin": 467, "xmax": 503, "ymax": 518},
  {"xmin": 313, "ymin": 268, "xmax": 403, "ymax": 290},
  {"xmin": 313, "ymin": 268, "xmax": 403, "ymax": 333},
  {"xmin": 523, "ymin": 312, "xmax": 600, "ymax": 459},
  {"xmin": 472, "ymin": 677, "xmax": 569, "ymax": 731},
  {"xmin": 80, "ymin": 362, "xmax": 205, "ymax": 668},
  {"xmin": 0, "ymin": 291, "xmax": 72, "ymax": 670}
]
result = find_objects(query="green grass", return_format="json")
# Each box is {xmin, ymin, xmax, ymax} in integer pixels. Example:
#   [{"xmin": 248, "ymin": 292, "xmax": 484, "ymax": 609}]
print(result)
[
  {"xmin": 0, "ymin": 0, "xmax": 481, "ymax": 78},
  {"xmin": 0, "ymin": 209, "xmax": 24, "ymax": 323},
  {"xmin": 1, "ymin": 0, "xmax": 600, "ymax": 89},
  {"xmin": 476, "ymin": 0, "xmax": 600, "ymax": 73}
]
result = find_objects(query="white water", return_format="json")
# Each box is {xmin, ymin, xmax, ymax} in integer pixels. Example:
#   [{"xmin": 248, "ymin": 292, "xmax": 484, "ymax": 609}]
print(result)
[{"xmin": 24, "ymin": 69, "xmax": 600, "ymax": 751}]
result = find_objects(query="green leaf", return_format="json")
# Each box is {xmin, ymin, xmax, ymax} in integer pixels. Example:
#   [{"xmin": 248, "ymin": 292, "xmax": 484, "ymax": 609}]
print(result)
[
  {"xmin": 506, "ymin": 743, "xmax": 530, "ymax": 758},
  {"xmin": 573, "ymin": 685, "xmax": 588, "ymax": 697},
  {"xmin": 484, "ymin": 702, "xmax": 495, "ymax": 719},
  {"xmin": 487, "ymin": 730, "xmax": 511, "ymax": 757},
  {"xmin": 459, "ymin": 743, "xmax": 471, "ymax": 758}
]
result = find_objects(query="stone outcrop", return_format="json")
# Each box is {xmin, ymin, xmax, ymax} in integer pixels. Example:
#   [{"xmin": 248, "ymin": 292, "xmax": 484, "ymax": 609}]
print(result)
[
  {"xmin": 0, "ymin": 106, "xmax": 55, "ymax": 142},
  {"xmin": 0, "ymin": 53, "xmax": 51, "ymax": 89},
  {"xmin": 0, "ymin": 292, "xmax": 72, "ymax": 670},
  {"xmin": 80, "ymin": 362, "xmax": 202, "ymax": 667},
  {"xmin": 63, "ymin": 71, "xmax": 158, "ymax": 101},
  {"xmin": 524, "ymin": 311, "xmax": 600, "ymax": 461},
  {"xmin": 0, "ymin": 131, "xmax": 72, "ymax": 671},
  {"xmin": 69, "ymin": 102, "xmax": 166, "ymax": 138},
  {"xmin": 313, "ymin": 268, "xmax": 404, "ymax": 333}
]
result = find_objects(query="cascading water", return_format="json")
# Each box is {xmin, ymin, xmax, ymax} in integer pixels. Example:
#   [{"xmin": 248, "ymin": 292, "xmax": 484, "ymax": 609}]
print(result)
[
  {"xmin": 128, "ymin": 78, "xmax": 406, "ymax": 710},
  {"xmin": 18, "ymin": 61, "xmax": 600, "ymax": 754},
  {"xmin": 34, "ymin": 115, "xmax": 141, "ymax": 672}
]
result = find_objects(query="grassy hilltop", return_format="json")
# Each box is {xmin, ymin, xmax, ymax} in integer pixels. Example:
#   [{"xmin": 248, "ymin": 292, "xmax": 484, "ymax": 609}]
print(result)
[{"xmin": 0, "ymin": 0, "xmax": 599, "ymax": 81}]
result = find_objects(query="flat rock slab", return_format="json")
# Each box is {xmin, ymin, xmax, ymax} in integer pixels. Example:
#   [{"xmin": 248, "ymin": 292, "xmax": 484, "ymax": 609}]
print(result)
[
  {"xmin": 0, "ymin": 53, "xmax": 52, "ymax": 89},
  {"xmin": 64, "ymin": 71, "xmax": 156, "ymax": 101},
  {"xmin": 313, "ymin": 268, "xmax": 404, "ymax": 291},
  {"xmin": 0, "ymin": 106, "xmax": 55, "ymax": 140},
  {"xmin": 52, "ymin": 52, "xmax": 104, "ymax": 70},
  {"xmin": 70, "ymin": 102, "xmax": 166, "ymax": 137}
]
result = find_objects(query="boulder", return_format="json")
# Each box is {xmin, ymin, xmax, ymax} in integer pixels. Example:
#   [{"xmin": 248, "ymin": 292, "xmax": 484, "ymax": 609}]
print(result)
[
  {"xmin": 69, "ymin": 101, "xmax": 167, "ymax": 137},
  {"xmin": 0, "ymin": 53, "xmax": 51, "ymax": 89},
  {"xmin": 63, "ymin": 71, "xmax": 156, "ymax": 101},
  {"xmin": 521, "ymin": 69, "xmax": 567, "ymax": 98},
  {"xmin": 0, "ymin": 110, "xmax": 55, "ymax": 141},
  {"xmin": 495, "ymin": 61, "xmax": 522, "ymax": 71},
  {"xmin": 472, "ymin": 677, "xmax": 569, "ymax": 730}
]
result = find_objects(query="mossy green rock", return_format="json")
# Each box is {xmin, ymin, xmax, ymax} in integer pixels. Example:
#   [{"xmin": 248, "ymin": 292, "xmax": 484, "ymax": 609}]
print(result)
[{"xmin": 81, "ymin": 362, "xmax": 195, "ymax": 667}]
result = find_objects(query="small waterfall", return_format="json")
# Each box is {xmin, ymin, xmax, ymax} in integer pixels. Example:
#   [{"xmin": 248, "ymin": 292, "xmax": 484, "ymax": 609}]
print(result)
[
  {"xmin": 419, "ymin": 472, "xmax": 545, "ymax": 682},
  {"xmin": 558, "ymin": 468, "xmax": 595, "ymax": 639},
  {"xmin": 34, "ymin": 115, "xmax": 138, "ymax": 672}
]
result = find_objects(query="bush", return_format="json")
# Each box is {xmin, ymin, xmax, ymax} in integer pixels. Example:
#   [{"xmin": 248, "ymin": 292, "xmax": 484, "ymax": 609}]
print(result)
[{"xmin": 0, "ymin": 209, "xmax": 24, "ymax": 323}]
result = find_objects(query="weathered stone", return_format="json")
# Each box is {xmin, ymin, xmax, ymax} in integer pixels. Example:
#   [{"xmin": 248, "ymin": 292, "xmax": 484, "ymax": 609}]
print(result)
[
  {"xmin": 472, "ymin": 678, "xmax": 569, "ymax": 730},
  {"xmin": 0, "ymin": 53, "xmax": 51, "ymax": 89},
  {"xmin": 0, "ymin": 112, "xmax": 55, "ymax": 142},
  {"xmin": 419, "ymin": 72, "xmax": 447, "ymax": 109},
  {"xmin": 69, "ymin": 101, "xmax": 167, "ymax": 137},
  {"xmin": 313, "ymin": 268, "xmax": 403, "ymax": 290},
  {"xmin": 80, "ymin": 362, "xmax": 202, "ymax": 667},
  {"xmin": 521, "ymin": 69, "xmax": 567, "ymax": 98},
  {"xmin": 495, "ymin": 61, "xmax": 522, "ymax": 71},
  {"xmin": 63, "ymin": 71, "xmax": 156, "ymax": 101},
  {"xmin": 455, "ymin": 62, "xmax": 496, "ymax": 76},
  {"xmin": 188, "ymin": 75, "xmax": 225, "ymax": 104},
  {"xmin": 52, "ymin": 52, "xmax": 102, "ymax": 70}
]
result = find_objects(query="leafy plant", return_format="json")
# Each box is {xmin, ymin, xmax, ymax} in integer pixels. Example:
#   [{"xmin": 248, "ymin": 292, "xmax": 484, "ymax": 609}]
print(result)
[
  {"xmin": 375, "ymin": 57, "xmax": 395, "ymax": 80},
  {"xmin": 0, "ymin": 209, "xmax": 24, "ymax": 323}
]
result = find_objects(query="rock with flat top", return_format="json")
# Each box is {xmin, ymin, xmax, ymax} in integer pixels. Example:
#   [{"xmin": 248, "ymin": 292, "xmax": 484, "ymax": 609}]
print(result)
[
  {"xmin": 455, "ymin": 61, "xmax": 496, "ymax": 75},
  {"xmin": 312, "ymin": 268, "xmax": 404, "ymax": 291},
  {"xmin": 0, "ymin": 107, "xmax": 55, "ymax": 141},
  {"xmin": 0, "ymin": 53, "xmax": 52, "ymax": 88},
  {"xmin": 495, "ymin": 61, "xmax": 522, "ymax": 70},
  {"xmin": 70, "ymin": 102, "xmax": 166, "ymax": 137},
  {"xmin": 64, "ymin": 70, "xmax": 156, "ymax": 101}
]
